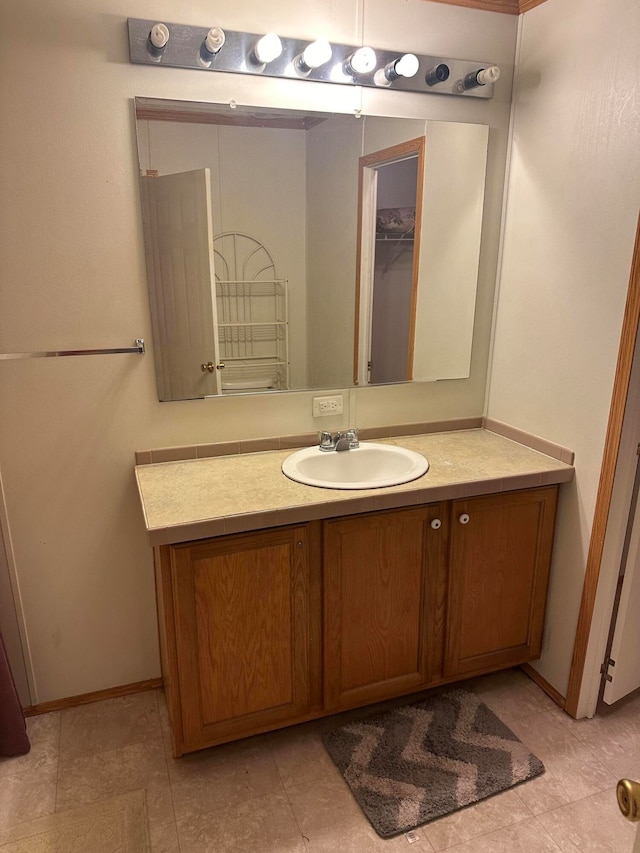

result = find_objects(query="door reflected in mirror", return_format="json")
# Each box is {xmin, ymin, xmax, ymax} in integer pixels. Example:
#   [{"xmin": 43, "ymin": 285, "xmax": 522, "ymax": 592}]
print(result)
[{"xmin": 135, "ymin": 98, "xmax": 489, "ymax": 401}]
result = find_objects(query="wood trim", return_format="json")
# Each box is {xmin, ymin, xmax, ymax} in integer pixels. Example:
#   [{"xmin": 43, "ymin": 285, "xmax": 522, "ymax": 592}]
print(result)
[
  {"xmin": 421, "ymin": 0, "xmax": 548, "ymax": 13},
  {"xmin": 565, "ymin": 212, "xmax": 640, "ymax": 718},
  {"xmin": 518, "ymin": 0, "xmax": 548, "ymax": 12},
  {"xmin": 307, "ymin": 521, "xmax": 324, "ymax": 712},
  {"xmin": 135, "ymin": 104, "xmax": 326, "ymax": 131},
  {"xmin": 23, "ymin": 678, "xmax": 163, "ymax": 717},
  {"xmin": 353, "ymin": 136, "xmax": 426, "ymax": 385},
  {"xmin": 155, "ymin": 544, "xmax": 185, "ymax": 755},
  {"xmin": 423, "ymin": 0, "xmax": 519, "ymax": 14},
  {"xmin": 521, "ymin": 662, "xmax": 566, "ymax": 709}
]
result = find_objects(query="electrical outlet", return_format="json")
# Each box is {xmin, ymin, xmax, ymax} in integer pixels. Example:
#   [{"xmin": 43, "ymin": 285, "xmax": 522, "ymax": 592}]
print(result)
[{"xmin": 312, "ymin": 395, "xmax": 344, "ymax": 417}]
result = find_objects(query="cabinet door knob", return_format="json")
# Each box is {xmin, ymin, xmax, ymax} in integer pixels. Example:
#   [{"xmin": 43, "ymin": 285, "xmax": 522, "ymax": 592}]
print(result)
[
  {"xmin": 459, "ymin": 513, "xmax": 470, "ymax": 525},
  {"xmin": 430, "ymin": 518, "xmax": 442, "ymax": 530}
]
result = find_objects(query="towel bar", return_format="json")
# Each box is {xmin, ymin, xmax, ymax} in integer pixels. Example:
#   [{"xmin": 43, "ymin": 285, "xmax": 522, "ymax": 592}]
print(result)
[{"xmin": 0, "ymin": 339, "xmax": 145, "ymax": 359}]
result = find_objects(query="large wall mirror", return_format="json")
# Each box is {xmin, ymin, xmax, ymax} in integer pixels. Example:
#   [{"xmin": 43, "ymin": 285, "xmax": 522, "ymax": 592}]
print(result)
[{"xmin": 135, "ymin": 97, "xmax": 489, "ymax": 401}]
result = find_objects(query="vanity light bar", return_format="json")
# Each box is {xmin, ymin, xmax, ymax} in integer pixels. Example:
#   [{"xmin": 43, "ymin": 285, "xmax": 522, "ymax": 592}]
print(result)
[{"xmin": 127, "ymin": 18, "xmax": 499, "ymax": 99}]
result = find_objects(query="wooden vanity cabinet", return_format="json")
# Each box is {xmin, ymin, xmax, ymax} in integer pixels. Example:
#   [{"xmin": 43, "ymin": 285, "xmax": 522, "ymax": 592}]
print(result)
[
  {"xmin": 155, "ymin": 524, "xmax": 321, "ymax": 756},
  {"xmin": 155, "ymin": 485, "xmax": 559, "ymax": 755},
  {"xmin": 444, "ymin": 487, "xmax": 558, "ymax": 678},
  {"xmin": 323, "ymin": 503, "xmax": 449, "ymax": 710}
]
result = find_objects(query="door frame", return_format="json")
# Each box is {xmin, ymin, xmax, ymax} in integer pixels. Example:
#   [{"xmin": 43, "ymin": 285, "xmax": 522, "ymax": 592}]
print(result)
[
  {"xmin": 566, "ymin": 211, "xmax": 640, "ymax": 717},
  {"xmin": 0, "ymin": 469, "xmax": 35, "ymax": 707},
  {"xmin": 353, "ymin": 137, "xmax": 425, "ymax": 385}
]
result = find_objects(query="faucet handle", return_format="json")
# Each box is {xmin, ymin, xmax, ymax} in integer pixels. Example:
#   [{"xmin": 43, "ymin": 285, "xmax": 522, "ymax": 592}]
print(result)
[
  {"xmin": 319, "ymin": 431, "xmax": 334, "ymax": 451},
  {"xmin": 345, "ymin": 428, "xmax": 359, "ymax": 448}
]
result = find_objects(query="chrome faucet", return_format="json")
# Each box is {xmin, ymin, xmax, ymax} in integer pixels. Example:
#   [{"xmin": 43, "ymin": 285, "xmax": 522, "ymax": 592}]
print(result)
[{"xmin": 319, "ymin": 429, "xmax": 359, "ymax": 452}]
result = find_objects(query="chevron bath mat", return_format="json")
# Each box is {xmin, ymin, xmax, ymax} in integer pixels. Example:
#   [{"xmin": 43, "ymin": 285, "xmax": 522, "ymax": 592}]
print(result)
[{"xmin": 322, "ymin": 688, "xmax": 544, "ymax": 838}]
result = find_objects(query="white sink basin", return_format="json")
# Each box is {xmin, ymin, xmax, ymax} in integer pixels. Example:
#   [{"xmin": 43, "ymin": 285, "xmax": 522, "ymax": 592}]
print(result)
[{"xmin": 282, "ymin": 443, "xmax": 429, "ymax": 490}]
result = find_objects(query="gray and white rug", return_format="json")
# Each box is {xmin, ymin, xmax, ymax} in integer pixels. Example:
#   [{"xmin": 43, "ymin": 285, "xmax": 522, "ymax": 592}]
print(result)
[{"xmin": 322, "ymin": 688, "xmax": 544, "ymax": 838}]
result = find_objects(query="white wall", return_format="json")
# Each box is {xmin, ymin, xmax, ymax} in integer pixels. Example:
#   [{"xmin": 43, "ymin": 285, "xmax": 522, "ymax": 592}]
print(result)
[
  {"xmin": 487, "ymin": 0, "xmax": 640, "ymax": 696},
  {"xmin": 0, "ymin": 0, "xmax": 516, "ymax": 703},
  {"xmin": 306, "ymin": 116, "xmax": 362, "ymax": 389}
]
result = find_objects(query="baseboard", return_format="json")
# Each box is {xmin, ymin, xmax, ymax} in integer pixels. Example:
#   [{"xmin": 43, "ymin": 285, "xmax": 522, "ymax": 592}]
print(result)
[
  {"xmin": 23, "ymin": 677, "xmax": 163, "ymax": 716},
  {"xmin": 520, "ymin": 663, "xmax": 566, "ymax": 710}
]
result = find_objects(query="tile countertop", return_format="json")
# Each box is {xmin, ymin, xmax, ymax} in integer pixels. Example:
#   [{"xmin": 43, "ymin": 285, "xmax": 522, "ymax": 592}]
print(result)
[{"xmin": 134, "ymin": 429, "xmax": 575, "ymax": 546}]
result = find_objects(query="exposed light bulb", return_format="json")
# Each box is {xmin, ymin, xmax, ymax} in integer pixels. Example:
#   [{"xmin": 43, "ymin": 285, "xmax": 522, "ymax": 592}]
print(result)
[
  {"xmin": 147, "ymin": 23, "xmax": 169, "ymax": 53},
  {"xmin": 252, "ymin": 32, "xmax": 283, "ymax": 65},
  {"xmin": 394, "ymin": 53, "xmax": 419, "ymax": 78},
  {"xmin": 295, "ymin": 39, "xmax": 333, "ymax": 74},
  {"xmin": 202, "ymin": 27, "xmax": 225, "ymax": 56},
  {"xmin": 198, "ymin": 27, "xmax": 225, "ymax": 66},
  {"xmin": 344, "ymin": 46, "xmax": 376, "ymax": 77},
  {"xmin": 374, "ymin": 53, "xmax": 419, "ymax": 86},
  {"xmin": 460, "ymin": 65, "xmax": 501, "ymax": 90},
  {"xmin": 477, "ymin": 65, "xmax": 501, "ymax": 85}
]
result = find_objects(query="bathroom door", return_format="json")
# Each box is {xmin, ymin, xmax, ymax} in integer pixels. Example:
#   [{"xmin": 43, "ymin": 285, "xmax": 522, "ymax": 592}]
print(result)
[
  {"xmin": 0, "ymin": 490, "xmax": 31, "ymax": 707},
  {"xmin": 600, "ymin": 319, "xmax": 640, "ymax": 706},
  {"xmin": 603, "ymin": 453, "xmax": 640, "ymax": 705},
  {"xmin": 141, "ymin": 169, "xmax": 222, "ymax": 400}
]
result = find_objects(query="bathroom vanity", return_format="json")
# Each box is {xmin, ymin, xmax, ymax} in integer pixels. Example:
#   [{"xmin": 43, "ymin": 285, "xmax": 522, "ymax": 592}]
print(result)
[{"xmin": 135, "ymin": 428, "xmax": 573, "ymax": 756}]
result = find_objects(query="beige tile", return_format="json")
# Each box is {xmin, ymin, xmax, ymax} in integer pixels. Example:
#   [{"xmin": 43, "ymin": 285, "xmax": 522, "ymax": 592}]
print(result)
[
  {"xmin": 176, "ymin": 790, "xmax": 305, "ymax": 853},
  {"xmin": 553, "ymin": 697, "xmax": 640, "ymax": 779},
  {"xmin": 154, "ymin": 692, "xmax": 181, "ymax": 764},
  {"xmin": 269, "ymin": 722, "xmax": 339, "ymax": 789},
  {"xmin": 149, "ymin": 819, "xmax": 180, "ymax": 853},
  {"xmin": 468, "ymin": 668, "xmax": 557, "ymax": 722},
  {"xmin": 155, "ymin": 691, "xmax": 172, "ymax": 737},
  {"xmin": 59, "ymin": 691, "xmax": 162, "ymax": 759},
  {"xmin": 0, "ymin": 711, "xmax": 60, "ymax": 779},
  {"xmin": 168, "ymin": 734, "xmax": 284, "ymax": 822},
  {"xmin": 287, "ymin": 775, "xmax": 435, "ymax": 852},
  {"xmin": 440, "ymin": 816, "xmax": 561, "ymax": 851},
  {"xmin": 517, "ymin": 750, "xmax": 615, "ymax": 817},
  {"xmin": 507, "ymin": 710, "xmax": 616, "ymax": 814},
  {"xmin": 537, "ymin": 788, "xmax": 636, "ymax": 852},
  {"xmin": 56, "ymin": 737, "xmax": 173, "ymax": 830},
  {"xmin": 0, "ymin": 789, "xmax": 149, "ymax": 852},
  {"xmin": 422, "ymin": 788, "xmax": 532, "ymax": 851},
  {"xmin": 506, "ymin": 706, "xmax": 595, "ymax": 761},
  {"xmin": 0, "ymin": 765, "xmax": 57, "ymax": 831}
]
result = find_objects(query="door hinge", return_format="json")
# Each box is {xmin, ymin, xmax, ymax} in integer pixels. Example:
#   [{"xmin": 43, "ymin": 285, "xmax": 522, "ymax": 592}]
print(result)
[{"xmin": 600, "ymin": 657, "xmax": 616, "ymax": 682}]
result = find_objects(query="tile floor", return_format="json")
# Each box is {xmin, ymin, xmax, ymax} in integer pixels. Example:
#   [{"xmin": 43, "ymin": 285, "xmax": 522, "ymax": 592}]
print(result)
[{"xmin": 0, "ymin": 668, "xmax": 637, "ymax": 852}]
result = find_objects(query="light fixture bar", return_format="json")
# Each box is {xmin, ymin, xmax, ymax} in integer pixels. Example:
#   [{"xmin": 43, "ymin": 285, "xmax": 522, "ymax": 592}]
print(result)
[{"xmin": 127, "ymin": 18, "xmax": 499, "ymax": 99}]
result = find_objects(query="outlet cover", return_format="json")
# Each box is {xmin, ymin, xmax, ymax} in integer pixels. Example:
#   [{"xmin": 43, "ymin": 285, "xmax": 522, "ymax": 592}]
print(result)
[{"xmin": 312, "ymin": 395, "xmax": 344, "ymax": 417}]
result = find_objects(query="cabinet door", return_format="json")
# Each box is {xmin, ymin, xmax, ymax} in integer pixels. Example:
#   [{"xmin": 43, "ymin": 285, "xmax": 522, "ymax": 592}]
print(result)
[
  {"xmin": 445, "ymin": 487, "xmax": 558, "ymax": 677},
  {"xmin": 324, "ymin": 505, "xmax": 447, "ymax": 710},
  {"xmin": 170, "ymin": 526, "xmax": 310, "ymax": 752}
]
